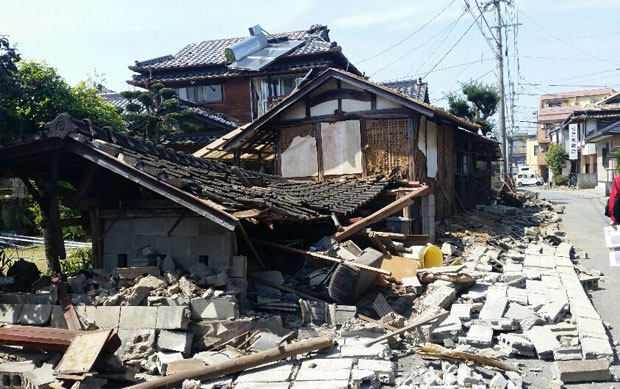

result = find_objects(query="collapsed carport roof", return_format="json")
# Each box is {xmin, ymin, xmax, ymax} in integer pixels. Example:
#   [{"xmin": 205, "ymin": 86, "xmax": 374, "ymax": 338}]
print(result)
[{"xmin": 0, "ymin": 114, "xmax": 391, "ymax": 231}]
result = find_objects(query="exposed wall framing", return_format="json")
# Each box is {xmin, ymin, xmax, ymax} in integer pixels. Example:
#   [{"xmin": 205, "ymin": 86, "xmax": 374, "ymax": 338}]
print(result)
[{"xmin": 365, "ymin": 118, "xmax": 410, "ymax": 178}]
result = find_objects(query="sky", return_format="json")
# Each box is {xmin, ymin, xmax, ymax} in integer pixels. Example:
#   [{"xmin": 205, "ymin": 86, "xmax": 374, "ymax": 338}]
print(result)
[{"xmin": 3, "ymin": 0, "xmax": 620, "ymax": 136}]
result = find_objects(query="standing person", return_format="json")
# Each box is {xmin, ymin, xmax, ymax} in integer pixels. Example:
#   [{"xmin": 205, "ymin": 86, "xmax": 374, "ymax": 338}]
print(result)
[{"xmin": 608, "ymin": 173, "xmax": 620, "ymax": 228}]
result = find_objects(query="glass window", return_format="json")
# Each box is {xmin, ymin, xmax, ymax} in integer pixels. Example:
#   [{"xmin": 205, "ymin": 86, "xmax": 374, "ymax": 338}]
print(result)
[
  {"xmin": 603, "ymin": 143, "xmax": 609, "ymax": 168},
  {"xmin": 534, "ymin": 145, "xmax": 538, "ymax": 155},
  {"xmin": 178, "ymin": 84, "xmax": 223, "ymax": 103}
]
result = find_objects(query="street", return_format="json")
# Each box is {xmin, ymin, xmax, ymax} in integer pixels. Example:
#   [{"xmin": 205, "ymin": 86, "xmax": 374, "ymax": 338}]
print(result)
[{"xmin": 523, "ymin": 187, "xmax": 620, "ymax": 386}]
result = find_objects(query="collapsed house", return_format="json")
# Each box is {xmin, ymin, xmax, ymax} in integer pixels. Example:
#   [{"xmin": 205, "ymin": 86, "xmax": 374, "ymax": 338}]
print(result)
[{"xmin": 194, "ymin": 68, "xmax": 500, "ymax": 241}]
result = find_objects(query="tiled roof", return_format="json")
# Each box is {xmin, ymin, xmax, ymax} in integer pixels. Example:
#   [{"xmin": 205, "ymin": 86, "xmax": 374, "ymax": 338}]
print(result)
[
  {"xmin": 133, "ymin": 59, "xmax": 335, "ymax": 84},
  {"xmin": 382, "ymin": 78, "xmax": 429, "ymax": 103},
  {"xmin": 585, "ymin": 119, "xmax": 620, "ymax": 143},
  {"xmin": 37, "ymin": 114, "xmax": 389, "ymax": 221},
  {"xmin": 133, "ymin": 26, "xmax": 334, "ymax": 70}
]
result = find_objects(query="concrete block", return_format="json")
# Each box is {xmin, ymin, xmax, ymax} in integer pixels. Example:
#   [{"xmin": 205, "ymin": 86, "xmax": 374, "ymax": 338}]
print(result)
[
  {"xmin": 0, "ymin": 361, "xmax": 35, "ymax": 389},
  {"xmin": 291, "ymin": 381, "xmax": 348, "ymax": 389},
  {"xmin": 156, "ymin": 306, "xmax": 191, "ymax": 330},
  {"xmin": 503, "ymin": 303, "xmax": 535, "ymax": 321},
  {"xmin": 351, "ymin": 369, "xmax": 380, "ymax": 389},
  {"xmin": 155, "ymin": 351, "xmax": 183, "ymax": 375},
  {"xmin": 479, "ymin": 297, "xmax": 507, "ymax": 320},
  {"xmin": 235, "ymin": 361, "xmax": 294, "ymax": 383},
  {"xmin": 84, "ymin": 305, "xmax": 121, "ymax": 329},
  {"xmin": 357, "ymin": 359, "xmax": 396, "ymax": 384},
  {"xmin": 133, "ymin": 217, "xmax": 167, "ymax": 236},
  {"xmin": 552, "ymin": 359, "xmax": 610, "ymax": 383},
  {"xmin": 22, "ymin": 362, "xmax": 54, "ymax": 389},
  {"xmin": 103, "ymin": 234, "xmax": 132, "ymax": 255},
  {"xmin": 296, "ymin": 366, "xmax": 351, "ymax": 381},
  {"xmin": 506, "ymin": 288, "xmax": 528, "ymax": 305},
  {"xmin": 340, "ymin": 337, "xmax": 392, "ymax": 360},
  {"xmin": 537, "ymin": 302, "xmax": 566, "ymax": 323},
  {"xmin": 465, "ymin": 324, "xmax": 493, "ymax": 347},
  {"xmin": 18, "ymin": 304, "xmax": 52, "ymax": 325},
  {"xmin": 555, "ymin": 242, "xmax": 573, "ymax": 258},
  {"xmin": 419, "ymin": 284, "xmax": 456, "ymax": 309},
  {"xmin": 431, "ymin": 315, "xmax": 462, "ymax": 341},
  {"xmin": 553, "ymin": 346, "xmax": 582, "ymax": 361},
  {"xmin": 157, "ymin": 330, "xmax": 192, "ymax": 354},
  {"xmin": 0, "ymin": 304, "xmax": 22, "ymax": 324},
  {"xmin": 489, "ymin": 372, "xmax": 507, "ymax": 389},
  {"xmin": 497, "ymin": 334, "xmax": 535, "ymax": 357},
  {"xmin": 575, "ymin": 316, "xmax": 607, "ymax": 339},
  {"xmin": 526, "ymin": 326, "xmax": 559, "ymax": 359},
  {"xmin": 165, "ymin": 216, "xmax": 199, "ymax": 237},
  {"xmin": 119, "ymin": 306, "xmax": 157, "ymax": 329},
  {"xmin": 580, "ymin": 337, "xmax": 614, "ymax": 360},
  {"xmin": 190, "ymin": 297, "xmax": 238, "ymax": 320},
  {"xmin": 117, "ymin": 329, "xmax": 156, "ymax": 361},
  {"xmin": 450, "ymin": 304, "xmax": 472, "ymax": 320},
  {"xmin": 231, "ymin": 255, "xmax": 247, "ymax": 278},
  {"xmin": 104, "ymin": 218, "xmax": 133, "ymax": 236}
]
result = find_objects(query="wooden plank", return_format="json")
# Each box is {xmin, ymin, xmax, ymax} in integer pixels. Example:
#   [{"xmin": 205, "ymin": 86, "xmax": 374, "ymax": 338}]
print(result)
[
  {"xmin": 334, "ymin": 186, "xmax": 430, "ymax": 241},
  {"xmin": 237, "ymin": 221, "xmax": 266, "ymax": 271},
  {"xmin": 356, "ymin": 314, "xmax": 397, "ymax": 331},
  {"xmin": 52, "ymin": 276, "xmax": 82, "ymax": 330},
  {"xmin": 417, "ymin": 265, "xmax": 465, "ymax": 274},
  {"xmin": 55, "ymin": 329, "xmax": 112, "ymax": 375},
  {"xmin": 380, "ymin": 255, "xmax": 419, "ymax": 282},
  {"xmin": 166, "ymin": 359, "xmax": 206, "ymax": 376},
  {"xmin": 364, "ymin": 310, "xmax": 449, "ymax": 347}
]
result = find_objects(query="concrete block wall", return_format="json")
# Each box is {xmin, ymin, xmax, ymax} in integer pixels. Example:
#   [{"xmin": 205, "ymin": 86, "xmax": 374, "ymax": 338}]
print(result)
[{"xmin": 103, "ymin": 215, "xmax": 236, "ymax": 272}]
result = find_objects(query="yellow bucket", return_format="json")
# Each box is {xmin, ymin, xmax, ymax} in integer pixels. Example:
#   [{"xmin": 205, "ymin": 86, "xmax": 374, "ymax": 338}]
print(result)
[{"xmin": 411, "ymin": 244, "xmax": 443, "ymax": 269}]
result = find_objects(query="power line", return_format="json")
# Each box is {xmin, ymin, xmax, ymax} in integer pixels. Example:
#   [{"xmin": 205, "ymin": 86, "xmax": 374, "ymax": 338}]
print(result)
[
  {"xmin": 474, "ymin": 0, "xmax": 500, "ymax": 46},
  {"xmin": 369, "ymin": 8, "xmax": 468, "ymax": 77},
  {"xmin": 422, "ymin": 15, "xmax": 480, "ymax": 79},
  {"xmin": 355, "ymin": 0, "xmax": 457, "ymax": 64}
]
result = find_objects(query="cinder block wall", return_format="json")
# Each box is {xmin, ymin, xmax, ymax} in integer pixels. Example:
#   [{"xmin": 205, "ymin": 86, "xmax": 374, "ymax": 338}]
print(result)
[{"xmin": 102, "ymin": 215, "xmax": 235, "ymax": 272}]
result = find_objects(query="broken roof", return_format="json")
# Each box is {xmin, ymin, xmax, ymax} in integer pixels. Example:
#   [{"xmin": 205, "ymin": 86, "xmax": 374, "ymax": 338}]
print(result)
[
  {"xmin": 0, "ymin": 114, "xmax": 391, "ymax": 231},
  {"xmin": 382, "ymin": 78, "xmax": 429, "ymax": 103},
  {"xmin": 194, "ymin": 68, "xmax": 481, "ymax": 159},
  {"xmin": 129, "ymin": 25, "xmax": 360, "ymax": 85}
]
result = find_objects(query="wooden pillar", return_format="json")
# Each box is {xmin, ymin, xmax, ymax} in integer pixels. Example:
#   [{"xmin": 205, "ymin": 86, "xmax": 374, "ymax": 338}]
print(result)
[
  {"xmin": 90, "ymin": 209, "xmax": 103, "ymax": 268},
  {"xmin": 360, "ymin": 119, "xmax": 368, "ymax": 178},
  {"xmin": 315, "ymin": 122, "xmax": 324, "ymax": 181},
  {"xmin": 402, "ymin": 117, "xmax": 417, "ymax": 235},
  {"xmin": 42, "ymin": 154, "xmax": 64, "ymax": 274},
  {"xmin": 276, "ymin": 129, "xmax": 282, "ymax": 176}
]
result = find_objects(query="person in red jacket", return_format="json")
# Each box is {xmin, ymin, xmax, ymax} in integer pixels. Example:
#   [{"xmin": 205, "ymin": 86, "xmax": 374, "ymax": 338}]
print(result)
[{"xmin": 609, "ymin": 174, "xmax": 620, "ymax": 228}]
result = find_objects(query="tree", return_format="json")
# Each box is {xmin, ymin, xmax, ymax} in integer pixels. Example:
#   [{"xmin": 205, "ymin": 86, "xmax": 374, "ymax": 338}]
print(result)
[
  {"xmin": 447, "ymin": 81, "xmax": 499, "ymax": 134},
  {"xmin": 0, "ymin": 37, "xmax": 124, "ymax": 139},
  {"xmin": 546, "ymin": 143, "xmax": 567, "ymax": 177},
  {"xmin": 120, "ymin": 83, "xmax": 195, "ymax": 143},
  {"xmin": 0, "ymin": 36, "xmax": 21, "ymax": 133}
]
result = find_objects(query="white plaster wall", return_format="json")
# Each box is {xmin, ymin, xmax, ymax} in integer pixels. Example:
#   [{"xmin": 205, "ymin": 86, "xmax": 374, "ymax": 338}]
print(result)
[
  {"xmin": 281, "ymin": 135, "xmax": 319, "ymax": 178},
  {"xmin": 311, "ymin": 100, "xmax": 338, "ymax": 116},
  {"xmin": 418, "ymin": 117, "xmax": 427, "ymax": 156},
  {"xmin": 282, "ymin": 101, "xmax": 306, "ymax": 121},
  {"xmin": 311, "ymin": 79, "xmax": 339, "ymax": 96},
  {"xmin": 376, "ymin": 96, "xmax": 401, "ymax": 110},
  {"xmin": 341, "ymin": 81, "xmax": 364, "ymax": 92},
  {"xmin": 341, "ymin": 99, "xmax": 371, "ymax": 112},
  {"xmin": 321, "ymin": 120, "xmax": 363, "ymax": 175}
]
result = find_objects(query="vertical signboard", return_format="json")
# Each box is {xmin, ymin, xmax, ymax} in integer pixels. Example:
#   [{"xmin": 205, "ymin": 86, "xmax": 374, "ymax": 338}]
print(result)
[{"xmin": 568, "ymin": 123, "xmax": 578, "ymax": 160}]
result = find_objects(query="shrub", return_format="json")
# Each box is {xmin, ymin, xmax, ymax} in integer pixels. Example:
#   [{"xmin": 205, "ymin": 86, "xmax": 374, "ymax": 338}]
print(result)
[
  {"xmin": 615, "ymin": 149, "xmax": 620, "ymax": 173},
  {"xmin": 546, "ymin": 143, "xmax": 567, "ymax": 177},
  {"xmin": 59, "ymin": 247, "xmax": 92, "ymax": 274},
  {"xmin": 554, "ymin": 174, "xmax": 569, "ymax": 186}
]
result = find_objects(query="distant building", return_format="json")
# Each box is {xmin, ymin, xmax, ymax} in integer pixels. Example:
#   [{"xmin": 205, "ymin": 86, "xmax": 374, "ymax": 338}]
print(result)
[
  {"xmin": 525, "ymin": 134, "xmax": 539, "ymax": 173},
  {"xmin": 128, "ymin": 24, "xmax": 360, "ymax": 125},
  {"xmin": 536, "ymin": 88, "xmax": 614, "ymax": 181}
]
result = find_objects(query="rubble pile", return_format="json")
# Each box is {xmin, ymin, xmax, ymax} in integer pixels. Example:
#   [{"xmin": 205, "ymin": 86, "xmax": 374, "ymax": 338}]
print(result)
[{"xmin": 0, "ymin": 192, "xmax": 614, "ymax": 388}]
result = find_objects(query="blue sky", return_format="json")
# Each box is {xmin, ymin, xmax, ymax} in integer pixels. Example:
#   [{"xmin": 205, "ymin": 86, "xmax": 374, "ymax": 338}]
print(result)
[{"xmin": 3, "ymin": 0, "xmax": 620, "ymax": 135}]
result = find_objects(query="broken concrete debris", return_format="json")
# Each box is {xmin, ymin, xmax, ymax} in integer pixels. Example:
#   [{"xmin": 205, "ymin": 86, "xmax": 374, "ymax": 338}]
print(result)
[{"xmin": 0, "ymin": 191, "xmax": 612, "ymax": 388}]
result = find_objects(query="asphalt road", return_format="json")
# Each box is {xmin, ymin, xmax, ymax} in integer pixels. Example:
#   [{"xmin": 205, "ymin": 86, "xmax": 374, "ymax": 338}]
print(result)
[{"xmin": 523, "ymin": 186, "xmax": 620, "ymax": 387}]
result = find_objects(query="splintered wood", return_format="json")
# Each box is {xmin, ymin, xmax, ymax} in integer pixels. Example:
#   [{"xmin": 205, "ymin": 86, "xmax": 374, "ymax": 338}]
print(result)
[
  {"xmin": 416, "ymin": 343, "xmax": 519, "ymax": 372},
  {"xmin": 365, "ymin": 119, "xmax": 410, "ymax": 178}
]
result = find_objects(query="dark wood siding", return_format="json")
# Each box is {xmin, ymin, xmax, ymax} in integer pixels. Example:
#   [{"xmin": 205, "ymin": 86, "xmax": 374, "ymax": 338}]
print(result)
[{"xmin": 204, "ymin": 78, "xmax": 251, "ymax": 123}]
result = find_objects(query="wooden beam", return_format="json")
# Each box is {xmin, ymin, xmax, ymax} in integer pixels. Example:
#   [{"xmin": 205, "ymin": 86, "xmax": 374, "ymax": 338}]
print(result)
[
  {"xmin": 237, "ymin": 221, "xmax": 266, "ymax": 271},
  {"xmin": 334, "ymin": 186, "xmax": 430, "ymax": 242},
  {"xmin": 251, "ymin": 238, "xmax": 391, "ymax": 276},
  {"xmin": 360, "ymin": 118, "xmax": 368, "ymax": 178},
  {"xmin": 90, "ymin": 209, "xmax": 103, "ymax": 268},
  {"xmin": 75, "ymin": 163, "xmax": 98, "ymax": 201},
  {"xmin": 276, "ymin": 108, "xmax": 416, "ymax": 127},
  {"xmin": 231, "ymin": 166, "xmax": 253, "ymax": 188},
  {"xmin": 315, "ymin": 122, "xmax": 324, "ymax": 181},
  {"xmin": 364, "ymin": 310, "xmax": 449, "ymax": 347}
]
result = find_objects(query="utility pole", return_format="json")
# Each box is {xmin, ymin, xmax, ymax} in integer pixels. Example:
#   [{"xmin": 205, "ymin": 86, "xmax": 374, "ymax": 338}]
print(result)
[{"xmin": 494, "ymin": 0, "xmax": 508, "ymax": 180}]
